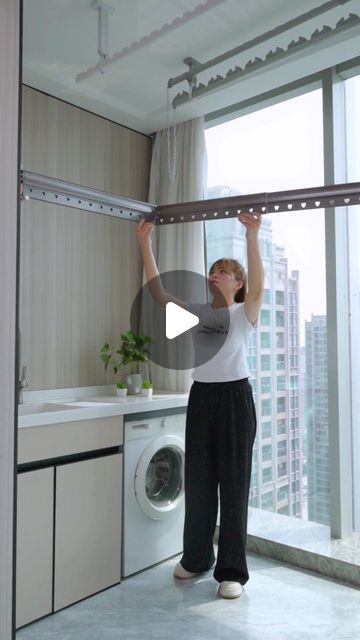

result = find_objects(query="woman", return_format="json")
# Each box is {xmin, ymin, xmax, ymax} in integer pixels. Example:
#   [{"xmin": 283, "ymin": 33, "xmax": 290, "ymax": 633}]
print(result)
[{"xmin": 137, "ymin": 211, "xmax": 264, "ymax": 599}]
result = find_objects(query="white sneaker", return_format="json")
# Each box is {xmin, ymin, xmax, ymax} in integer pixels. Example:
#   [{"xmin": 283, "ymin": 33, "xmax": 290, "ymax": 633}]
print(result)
[
  {"xmin": 173, "ymin": 562, "xmax": 198, "ymax": 579},
  {"xmin": 218, "ymin": 581, "xmax": 244, "ymax": 599}
]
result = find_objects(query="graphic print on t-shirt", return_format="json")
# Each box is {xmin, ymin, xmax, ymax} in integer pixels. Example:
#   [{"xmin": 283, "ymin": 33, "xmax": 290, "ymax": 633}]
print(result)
[
  {"xmin": 187, "ymin": 303, "xmax": 231, "ymax": 368},
  {"xmin": 188, "ymin": 302, "xmax": 255, "ymax": 382}
]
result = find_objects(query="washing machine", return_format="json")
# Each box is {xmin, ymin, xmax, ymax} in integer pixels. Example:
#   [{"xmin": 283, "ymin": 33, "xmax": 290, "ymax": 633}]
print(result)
[{"xmin": 122, "ymin": 408, "xmax": 186, "ymax": 577}]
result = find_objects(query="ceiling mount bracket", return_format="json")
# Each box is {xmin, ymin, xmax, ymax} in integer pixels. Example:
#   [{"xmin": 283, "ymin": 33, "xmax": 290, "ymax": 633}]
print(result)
[
  {"xmin": 91, "ymin": 0, "xmax": 115, "ymax": 71},
  {"xmin": 183, "ymin": 56, "xmax": 200, "ymax": 98}
]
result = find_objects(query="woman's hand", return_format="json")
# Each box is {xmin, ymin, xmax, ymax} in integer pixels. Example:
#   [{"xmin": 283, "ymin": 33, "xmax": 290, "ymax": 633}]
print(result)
[
  {"xmin": 137, "ymin": 218, "xmax": 154, "ymax": 248},
  {"xmin": 238, "ymin": 211, "xmax": 262, "ymax": 237}
]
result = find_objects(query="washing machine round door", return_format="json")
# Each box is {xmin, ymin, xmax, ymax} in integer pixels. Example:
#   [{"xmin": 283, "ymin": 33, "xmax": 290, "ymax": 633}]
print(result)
[{"xmin": 134, "ymin": 434, "xmax": 184, "ymax": 521}]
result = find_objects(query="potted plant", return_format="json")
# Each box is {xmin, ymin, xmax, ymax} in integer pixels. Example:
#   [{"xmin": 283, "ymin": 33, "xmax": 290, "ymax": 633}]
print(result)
[
  {"xmin": 141, "ymin": 379, "xmax": 153, "ymax": 398},
  {"xmin": 115, "ymin": 382, "xmax": 127, "ymax": 398},
  {"xmin": 100, "ymin": 330, "xmax": 152, "ymax": 395}
]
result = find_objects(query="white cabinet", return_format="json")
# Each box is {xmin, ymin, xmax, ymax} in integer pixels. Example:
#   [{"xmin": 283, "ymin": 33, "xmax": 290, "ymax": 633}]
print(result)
[
  {"xmin": 17, "ymin": 415, "xmax": 124, "ymax": 626},
  {"xmin": 54, "ymin": 453, "xmax": 122, "ymax": 610},
  {"xmin": 16, "ymin": 467, "xmax": 54, "ymax": 628}
]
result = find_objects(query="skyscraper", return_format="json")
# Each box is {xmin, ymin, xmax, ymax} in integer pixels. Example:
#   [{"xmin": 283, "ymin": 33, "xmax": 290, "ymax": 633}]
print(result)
[{"xmin": 305, "ymin": 315, "xmax": 329, "ymax": 525}]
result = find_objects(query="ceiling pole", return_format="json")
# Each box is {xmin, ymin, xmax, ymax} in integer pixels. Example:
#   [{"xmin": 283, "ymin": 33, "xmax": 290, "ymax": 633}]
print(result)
[
  {"xmin": 76, "ymin": 0, "xmax": 227, "ymax": 84},
  {"xmin": 91, "ymin": 0, "xmax": 114, "ymax": 72}
]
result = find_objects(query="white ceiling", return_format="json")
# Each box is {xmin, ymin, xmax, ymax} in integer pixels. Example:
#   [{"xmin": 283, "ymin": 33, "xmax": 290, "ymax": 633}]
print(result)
[{"xmin": 23, "ymin": 0, "xmax": 360, "ymax": 135}]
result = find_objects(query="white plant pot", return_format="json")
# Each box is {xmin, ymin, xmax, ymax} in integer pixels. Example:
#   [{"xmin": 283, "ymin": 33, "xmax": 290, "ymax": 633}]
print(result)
[
  {"xmin": 141, "ymin": 388, "xmax": 153, "ymax": 398},
  {"xmin": 126, "ymin": 373, "xmax": 142, "ymax": 395},
  {"xmin": 115, "ymin": 387, "xmax": 127, "ymax": 397}
]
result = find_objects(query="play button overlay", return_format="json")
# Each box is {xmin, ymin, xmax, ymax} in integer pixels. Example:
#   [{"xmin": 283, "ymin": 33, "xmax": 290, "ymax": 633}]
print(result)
[
  {"xmin": 130, "ymin": 270, "xmax": 230, "ymax": 371},
  {"xmin": 166, "ymin": 302, "xmax": 199, "ymax": 339}
]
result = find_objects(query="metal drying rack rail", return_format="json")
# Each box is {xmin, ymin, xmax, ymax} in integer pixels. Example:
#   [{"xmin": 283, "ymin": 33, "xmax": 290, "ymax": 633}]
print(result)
[
  {"xmin": 20, "ymin": 171, "xmax": 155, "ymax": 221},
  {"xmin": 21, "ymin": 170, "xmax": 360, "ymax": 225}
]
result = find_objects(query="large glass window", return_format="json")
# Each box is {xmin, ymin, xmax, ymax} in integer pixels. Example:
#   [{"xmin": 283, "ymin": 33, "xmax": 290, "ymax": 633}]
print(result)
[
  {"xmin": 277, "ymin": 418, "xmax": 286, "ymax": 436},
  {"xmin": 260, "ymin": 309, "xmax": 270, "ymax": 326},
  {"xmin": 262, "ymin": 398, "xmax": 271, "ymax": 416},
  {"xmin": 276, "ymin": 332, "xmax": 285, "ymax": 349},
  {"xmin": 206, "ymin": 89, "xmax": 327, "ymax": 523},
  {"xmin": 262, "ymin": 491, "xmax": 275, "ymax": 510},
  {"xmin": 262, "ymin": 421, "xmax": 272, "ymax": 439},
  {"xmin": 262, "ymin": 444, "xmax": 272, "ymax": 462},
  {"xmin": 261, "ymin": 332, "xmax": 271, "ymax": 349},
  {"xmin": 276, "ymin": 291, "xmax": 285, "ymax": 305},
  {"xmin": 278, "ymin": 440, "xmax": 287, "ymax": 458},
  {"xmin": 276, "ymin": 311, "xmax": 285, "ymax": 327},
  {"xmin": 263, "ymin": 467, "xmax": 273, "ymax": 484},
  {"xmin": 261, "ymin": 377, "xmax": 271, "ymax": 394}
]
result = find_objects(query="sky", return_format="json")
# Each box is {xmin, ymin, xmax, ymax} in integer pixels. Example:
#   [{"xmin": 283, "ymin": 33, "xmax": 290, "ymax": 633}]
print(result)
[{"xmin": 205, "ymin": 89, "xmax": 326, "ymax": 346}]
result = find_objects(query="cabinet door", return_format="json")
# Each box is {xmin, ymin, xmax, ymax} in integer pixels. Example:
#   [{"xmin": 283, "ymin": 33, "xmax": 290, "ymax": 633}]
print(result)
[
  {"xmin": 54, "ymin": 453, "xmax": 122, "ymax": 611},
  {"xmin": 16, "ymin": 467, "xmax": 54, "ymax": 628}
]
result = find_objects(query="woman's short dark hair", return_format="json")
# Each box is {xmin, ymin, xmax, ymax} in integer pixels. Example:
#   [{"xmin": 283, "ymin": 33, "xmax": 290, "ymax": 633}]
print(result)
[{"xmin": 209, "ymin": 258, "xmax": 247, "ymax": 303}]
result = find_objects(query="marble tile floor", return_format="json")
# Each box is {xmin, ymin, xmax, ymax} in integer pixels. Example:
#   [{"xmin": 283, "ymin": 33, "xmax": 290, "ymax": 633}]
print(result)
[{"xmin": 17, "ymin": 552, "xmax": 360, "ymax": 640}]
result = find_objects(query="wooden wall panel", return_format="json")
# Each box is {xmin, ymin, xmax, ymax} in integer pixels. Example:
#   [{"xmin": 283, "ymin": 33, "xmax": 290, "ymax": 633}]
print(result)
[
  {"xmin": 20, "ymin": 88, "xmax": 152, "ymax": 389},
  {"xmin": 21, "ymin": 87, "xmax": 151, "ymax": 199}
]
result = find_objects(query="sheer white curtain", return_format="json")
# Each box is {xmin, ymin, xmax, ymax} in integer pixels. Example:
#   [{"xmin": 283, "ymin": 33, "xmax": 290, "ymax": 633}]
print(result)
[{"xmin": 144, "ymin": 117, "xmax": 207, "ymax": 392}]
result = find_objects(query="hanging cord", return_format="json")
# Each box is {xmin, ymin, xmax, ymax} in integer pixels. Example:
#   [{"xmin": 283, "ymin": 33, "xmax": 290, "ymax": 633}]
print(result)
[{"xmin": 166, "ymin": 86, "xmax": 177, "ymax": 184}]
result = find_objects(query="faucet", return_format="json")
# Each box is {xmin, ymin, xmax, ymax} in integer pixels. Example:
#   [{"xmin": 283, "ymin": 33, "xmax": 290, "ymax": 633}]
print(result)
[{"xmin": 18, "ymin": 366, "xmax": 29, "ymax": 404}]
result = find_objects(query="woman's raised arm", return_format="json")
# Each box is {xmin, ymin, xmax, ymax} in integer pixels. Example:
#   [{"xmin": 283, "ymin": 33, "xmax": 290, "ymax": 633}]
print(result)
[
  {"xmin": 238, "ymin": 212, "xmax": 264, "ymax": 326},
  {"xmin": 137, "ymin": 219, "xmax": 187, "ymax": 309}
]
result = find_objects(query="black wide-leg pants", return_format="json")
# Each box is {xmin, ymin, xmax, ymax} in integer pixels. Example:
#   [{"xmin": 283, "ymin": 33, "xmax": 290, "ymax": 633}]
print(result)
[{"xmin": 180, "ymin": 378, "xmax": 257, "ymax": 585}]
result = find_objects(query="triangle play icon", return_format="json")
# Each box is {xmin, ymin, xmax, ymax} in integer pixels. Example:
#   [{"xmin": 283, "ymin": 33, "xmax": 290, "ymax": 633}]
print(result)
[{"xmin": 166, "ymin": 302, "xmax": 199, "ymax": 339}]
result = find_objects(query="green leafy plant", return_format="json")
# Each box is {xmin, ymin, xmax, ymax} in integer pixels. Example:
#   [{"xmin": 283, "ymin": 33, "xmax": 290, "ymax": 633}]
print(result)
[
  {"xmin": 100, "ymin": 330, "xmax": 153, "ymax": 377},
  {"xmin": 116, "ymin": 382, "xmax": 127, "ymax": 389},
  {"xmin": 142, "ymin": 379, "xmax": 153, "ymax": 389}
]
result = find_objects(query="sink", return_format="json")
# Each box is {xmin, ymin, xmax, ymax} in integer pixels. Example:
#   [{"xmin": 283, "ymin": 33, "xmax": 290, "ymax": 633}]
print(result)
[
  {"xmin": 64, "ymin": 401, "xmax": 118, "ymax": 407},
  {"xmin": 18, "ymin": 402, "xmax": 81, "ymax": 416}
]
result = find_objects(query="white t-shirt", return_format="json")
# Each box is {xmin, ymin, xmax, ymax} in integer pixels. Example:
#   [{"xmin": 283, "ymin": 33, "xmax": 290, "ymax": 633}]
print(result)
[{"xmin": 186, "ymin": 301, "xmax": 255, "ymax": 383}]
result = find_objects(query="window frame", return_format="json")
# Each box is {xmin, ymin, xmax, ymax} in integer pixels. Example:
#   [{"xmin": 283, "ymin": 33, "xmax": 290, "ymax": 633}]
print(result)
[
  {"xmin": 344, "ymin": 75, "xmax": 360, "ymax": 532},
  {"xmin": 205, "ymin": 55, "xmax": 360, "ymax": 540}
]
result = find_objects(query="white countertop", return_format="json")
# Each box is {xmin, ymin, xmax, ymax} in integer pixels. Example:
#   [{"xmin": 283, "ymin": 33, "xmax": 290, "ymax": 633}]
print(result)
[{"xmin": 18, "ymin": 385, "xmax": 189, "ymax": 428}]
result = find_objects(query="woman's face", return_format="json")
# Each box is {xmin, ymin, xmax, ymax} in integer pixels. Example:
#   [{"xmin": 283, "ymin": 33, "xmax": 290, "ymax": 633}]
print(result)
[{"xmin": 209, "ymin": 264, "xmax": 242, "ymax": 297}]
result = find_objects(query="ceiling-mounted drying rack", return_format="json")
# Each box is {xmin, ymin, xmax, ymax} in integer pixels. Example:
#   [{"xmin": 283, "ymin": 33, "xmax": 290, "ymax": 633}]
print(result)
[
  {"xmin": 168, "ymin": 1, "xmax": 356, "ymax": 108},
  {"xmin": 170, "ymin": 10, "xmax": 360, "ymax": 109},
  {"xmin": 21, "ymin": 171, "xmax": 155, "ymax": 221},
  {"xmin": 21, "ymin": 170, "xmax": 360, "ymax": 225}
]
